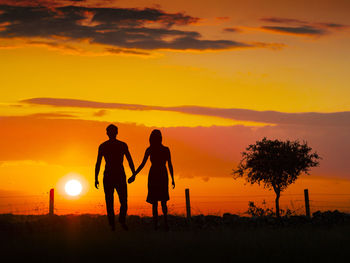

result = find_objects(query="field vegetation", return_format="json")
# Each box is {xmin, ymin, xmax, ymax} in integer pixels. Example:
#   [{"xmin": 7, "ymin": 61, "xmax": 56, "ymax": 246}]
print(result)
[{"xmin": 1, "ymin": 210, "xmax": 349, "ymax": 262}]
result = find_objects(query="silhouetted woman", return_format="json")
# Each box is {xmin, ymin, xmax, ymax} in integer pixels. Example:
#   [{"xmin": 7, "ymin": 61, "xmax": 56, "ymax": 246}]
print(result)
[{"xmin": 128, "ymin": 129, "xmax": 175, "ymax": 230}]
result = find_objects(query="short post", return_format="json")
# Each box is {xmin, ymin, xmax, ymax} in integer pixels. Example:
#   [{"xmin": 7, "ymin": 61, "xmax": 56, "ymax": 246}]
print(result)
[
  {"xmin": 185, "ymin": 188, "xmax": 191, "ymax": 221},
  {"xmin": 49, "ymin": 188, "xmax": 54, "ymax": 215},
  {"xmin": 304, "ymin": 189, "xmax": 310, "ymax": 218}
]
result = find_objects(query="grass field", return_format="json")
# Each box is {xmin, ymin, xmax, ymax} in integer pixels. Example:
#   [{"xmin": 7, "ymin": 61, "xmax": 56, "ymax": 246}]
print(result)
[{"xmin": 1, "ymin": 212, "xmax": 350, "ymax": 263}]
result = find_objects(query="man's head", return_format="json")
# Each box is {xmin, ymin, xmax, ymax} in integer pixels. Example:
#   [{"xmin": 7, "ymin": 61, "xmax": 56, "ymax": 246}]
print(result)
[{"xmin": 106, "ymin": 124, "xmax": 118, "ymax": 139}]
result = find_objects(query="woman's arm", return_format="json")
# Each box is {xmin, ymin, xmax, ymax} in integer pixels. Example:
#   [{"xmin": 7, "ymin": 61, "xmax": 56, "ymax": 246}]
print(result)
[
  {"xmin": 135, "ymin": 148, "xmax": 150, "ymax": 175},
  {"xmin": 167, "ymin": 148, "xmax": 175, "ymax": 189},
  {"xmin": 128, "ymin": 148, "xmax": 150, "ymax": 184}
]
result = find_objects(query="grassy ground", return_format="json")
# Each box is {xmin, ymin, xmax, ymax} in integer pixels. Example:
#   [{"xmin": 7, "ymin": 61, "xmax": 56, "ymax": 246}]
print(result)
[{"xmin": 1, "ymin": 212, "xmax": 350, "ymax": 263}]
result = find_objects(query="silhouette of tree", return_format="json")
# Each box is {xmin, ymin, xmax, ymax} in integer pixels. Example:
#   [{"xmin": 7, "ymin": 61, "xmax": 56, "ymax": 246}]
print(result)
[{"xmin": 233, "ymin": 138, "xmax": 320, "ymax": 217}]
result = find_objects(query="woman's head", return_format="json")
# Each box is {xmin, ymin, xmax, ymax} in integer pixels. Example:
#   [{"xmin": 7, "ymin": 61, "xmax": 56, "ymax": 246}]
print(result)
[{"xmin": 149, "ymin": 129, "xmax": 162, "ymax": 147}]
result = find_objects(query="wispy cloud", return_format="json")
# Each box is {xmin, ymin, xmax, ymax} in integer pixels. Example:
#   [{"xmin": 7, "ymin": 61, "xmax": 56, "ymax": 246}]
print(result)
[
  {"xmin": 261, "ymin": 17, "xmax": 308, "ymax": 24},
  {"xmin": 261, "ymin": 26, "xmax": 326, "ymax": 36},
  {"xmin": 27, "ymin": 112, "xmax": 77, "ymax": 118},
  {"xmin": 21, "ymin": 97, "xmax": 350, "ymax": 127},
  {"xmin": 260, "ymin": 17, "xmax": 348, "ymax": 37},
  {"xmin": 105, "ymin": 48, "xmax": 150, "ymax": 56},
  {"xmin": 223, "ymin": 27, "xmax": 241, "ymax": 33},
  {"xmin": 93, "ymin": 109, "xmax": 108, "ymax": 117}
]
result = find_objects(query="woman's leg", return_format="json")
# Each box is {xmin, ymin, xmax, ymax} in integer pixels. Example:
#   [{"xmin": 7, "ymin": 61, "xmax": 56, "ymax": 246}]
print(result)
[
  {"xmin": 152, "ymin": 202, "xmax": 158, "ymax": 230},
  {"xmin": 161, "ymin": 201, "xmax": 168, "ymax": 229}
]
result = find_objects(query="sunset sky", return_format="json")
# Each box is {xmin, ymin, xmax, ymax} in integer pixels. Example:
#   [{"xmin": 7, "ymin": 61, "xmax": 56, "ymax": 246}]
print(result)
[{"xmin": 0, "ymin": 0, "xmax": 349, "ymax": 215}]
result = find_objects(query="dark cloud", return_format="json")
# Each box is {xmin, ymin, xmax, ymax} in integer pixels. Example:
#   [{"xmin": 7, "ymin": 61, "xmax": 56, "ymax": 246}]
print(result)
[
  {"xmin": 0, "ymin": 1, "xmax": 92, "ymax": 7},
  {"xmin": 260, "ymin": 17, "xmax": 348, "ymax": 37},
  {"xmin": 318, "ymin": 23, "xmax": 348, "ymax": 29},
  {"xmin": 0, "ymin": 4, "xmax": 257, "ymax": 51},
  {"xmin": 21, "ymin": 97, "xmax": 350, "ymax": 127},
  {"xmin": 90, "ymin": 7, "xmax": 198, "ymax": 27},
  {"xmin": 260, "ymin": 17, "xmax": 307, "ymax": 24},
  {"xmin": 262, "ymin": 26, "xmax": 326, "ymax": 36}
]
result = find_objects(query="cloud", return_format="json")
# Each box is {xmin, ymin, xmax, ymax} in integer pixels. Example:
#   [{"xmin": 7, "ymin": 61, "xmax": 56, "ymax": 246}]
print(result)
[
  {"xmin": 93, "ymin": 109, "xmax": 108, "ymax": 117},
  {"xmin": 21, "ymin": 97, "xmax": 350, "ymax": 127},
  {"xmin": 90, "ymin": 6, "xmax": 198, "ymax": 27},
  {"xmin": 27, "ymin": 112, "xmax": 77, "ymax": 118},
  {"xmin": 0, "ymin": 1, "xmax": 110, "ymax": 8},
  {"xmin": 106, "ymin": 48, "xmax": 150, "ymax": 56},
  {"xmin": 26, "ymin": 40, "xmax": 80, "ymax": 52},
  {"xmin": 260, "ymin": 17, "xmax": 307, "ymax": 24},
  {"xmin": 260, "ymin": 17, "xmax": 348, "ymax": 37},
  {"xmin": 320, "ymin": 23, "xmax": 347, "ymax": 29},
  {"xmin": 21, "ymin": 97, "xmax": 154, "ymax": 110},
  {"xmin": 250, "ymin": 42, "xmax": 285, "ymax": 50},
  {"xmin": 0, "ymin": 3, "xmax": 265, "ymax": 52},
  {"xmin": 261, "ymin": 26, "xmax": 326, "ymax": 36},
  {"xmin": 223, "ymin": 27, "xmax": 241, "ymax": 33}
]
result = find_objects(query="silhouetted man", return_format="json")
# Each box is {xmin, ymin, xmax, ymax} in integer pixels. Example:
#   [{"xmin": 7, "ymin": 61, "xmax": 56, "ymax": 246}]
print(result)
[{"xmin": 95, "ymin": 124, "xmax": 136, "ymax": 231}]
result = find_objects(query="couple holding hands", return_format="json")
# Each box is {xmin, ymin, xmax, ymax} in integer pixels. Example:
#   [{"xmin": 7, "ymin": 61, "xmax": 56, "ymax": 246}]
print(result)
[{"xmin": 95, "ymin": 124, "xmax": 175, "ymax": 231}]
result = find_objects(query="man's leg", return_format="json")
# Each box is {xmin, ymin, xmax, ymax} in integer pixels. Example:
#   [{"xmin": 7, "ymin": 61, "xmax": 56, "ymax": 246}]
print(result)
[
  {"xmin": 103, "ymin": 180, "xmax": 115, "ymax": 230},
  {"xmin": 116, "ymin": 180, "xmax": 128, "ymax": 229}
]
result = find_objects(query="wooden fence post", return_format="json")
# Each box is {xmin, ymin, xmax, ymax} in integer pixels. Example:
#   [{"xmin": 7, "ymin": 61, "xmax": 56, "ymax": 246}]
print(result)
[
  {"xmin": 185, "ymin": 188, "xmax": 191, "ymax": 221},
  {"xmin": 49, "ymin": 188, "xmax": 54, "ymax": 215},
  {"xmin": 304, "ymin": 189, "xmax": 310, "ymax": 218}
]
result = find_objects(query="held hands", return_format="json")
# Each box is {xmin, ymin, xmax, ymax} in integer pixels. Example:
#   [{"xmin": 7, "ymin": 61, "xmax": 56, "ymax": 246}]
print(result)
[
  {"xmin": 95, "ymin": 180, "xmax": 99, "ymax": 189},
  {"xmin": 128, "ymin": 172, "xmax": 138, "ymax": 184},
  {"xmin": 128, "ymin": 175, "xmax": 135, "ymax": 184}
]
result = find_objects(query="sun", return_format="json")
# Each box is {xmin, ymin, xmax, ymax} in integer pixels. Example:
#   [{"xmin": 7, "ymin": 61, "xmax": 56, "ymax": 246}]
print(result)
[{"xmin": 65, "ymin": 179, "xmax": 82, "ymax": 196}]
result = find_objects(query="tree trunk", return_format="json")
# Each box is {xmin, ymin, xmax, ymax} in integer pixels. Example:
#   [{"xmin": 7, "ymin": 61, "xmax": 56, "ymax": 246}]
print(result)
[{"xmin": 275, "ymin": 192, "xmax": 280, "ymax": 217}]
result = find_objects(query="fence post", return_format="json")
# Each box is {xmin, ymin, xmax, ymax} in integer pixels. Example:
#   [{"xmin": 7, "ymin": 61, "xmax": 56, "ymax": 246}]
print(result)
[
  {"xmin": 49, "ymin": 188, "xmax": 54, "ymax": 215},
  {"xmin": 185, "ymin": 188, "xmax": 191, "ymax": 221},
  {"xmin": 304, "ymin": 189, "xmax": 310, "ymax": 218}
]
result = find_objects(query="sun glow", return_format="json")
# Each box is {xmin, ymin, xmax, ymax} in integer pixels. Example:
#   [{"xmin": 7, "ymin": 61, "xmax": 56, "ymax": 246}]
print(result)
[{"xmin": 65, "ymin": 179, "xmax": 82, "ymax": 196}]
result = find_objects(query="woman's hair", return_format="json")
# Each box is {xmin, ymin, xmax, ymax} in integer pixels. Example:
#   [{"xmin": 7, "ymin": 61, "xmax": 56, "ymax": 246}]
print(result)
[{"xmin": 149, "ymin": 129, "xmax": 162, "ymax": 147}]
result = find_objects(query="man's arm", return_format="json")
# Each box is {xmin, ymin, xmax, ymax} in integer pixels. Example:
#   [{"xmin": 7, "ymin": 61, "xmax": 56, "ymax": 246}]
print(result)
[
  {"xmin": 95, "ymin": 146, "xmax": 103, "ymax": 189},
  {"xmin": 125, "ymin": 144, "xmax": 136, "ymax": 175}
]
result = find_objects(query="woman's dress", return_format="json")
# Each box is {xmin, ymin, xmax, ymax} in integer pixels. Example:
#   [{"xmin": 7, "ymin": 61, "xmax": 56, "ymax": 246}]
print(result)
[{"xmin": 146, "ymin": 146, "xmax": 170, "ymax": 204}]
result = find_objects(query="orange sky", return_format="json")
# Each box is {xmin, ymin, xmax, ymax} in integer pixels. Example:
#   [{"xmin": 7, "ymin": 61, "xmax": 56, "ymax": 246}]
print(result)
[{"xmin": 0, "ymin": 0, "xmax": 349, "ymax": 215}]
